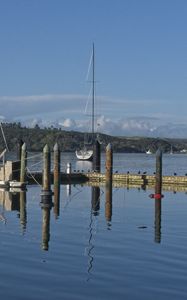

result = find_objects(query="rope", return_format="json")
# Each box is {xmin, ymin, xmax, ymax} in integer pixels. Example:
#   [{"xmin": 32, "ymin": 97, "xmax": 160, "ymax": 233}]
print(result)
[
  {"xmin": 28, "ymin": 160, "xmax": 43, "ymax": 168},
  {"xmin": 26, "ymin": 167, "xmax": 42, "ymax": 187},
  {"xmin": 25, "ymin": 153, "xmax": 42, "ymax": 160}
]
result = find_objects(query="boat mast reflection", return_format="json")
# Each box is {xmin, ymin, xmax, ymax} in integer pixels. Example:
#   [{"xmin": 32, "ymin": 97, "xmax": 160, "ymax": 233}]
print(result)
[{"xmin": 86, "ymin": 186, "xmax": 101, "ymax": 281}]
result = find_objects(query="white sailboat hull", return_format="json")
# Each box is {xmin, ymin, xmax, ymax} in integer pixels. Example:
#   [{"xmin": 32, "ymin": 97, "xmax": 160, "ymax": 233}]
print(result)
[{"xmin": 76, "ymin": 149, "xmax": 93, "ymax": 161}]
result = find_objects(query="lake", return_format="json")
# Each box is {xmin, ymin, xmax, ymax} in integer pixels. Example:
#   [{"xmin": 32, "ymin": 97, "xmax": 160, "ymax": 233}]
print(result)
[{"xmin": 1, "ymin": 153, "xmax": 187, "ymax": 299}]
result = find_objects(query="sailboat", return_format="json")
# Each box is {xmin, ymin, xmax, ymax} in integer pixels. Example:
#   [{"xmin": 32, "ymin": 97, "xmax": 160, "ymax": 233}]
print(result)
[
  {"xmin": 76, "ymin": 44, "xmax": 96, "ymax": 161},
  {"xmin": 146, "ymin": 149, "xmax": 152, "ymax": 154}
]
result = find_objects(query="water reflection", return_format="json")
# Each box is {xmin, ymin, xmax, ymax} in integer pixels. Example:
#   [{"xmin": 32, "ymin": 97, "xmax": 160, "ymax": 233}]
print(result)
[
  {"xmin": 0, "ymin": 184, "xmax": 166, "ymax": 251},
  {"xmin": 91, "ymin": 186, "xmax": 100, "ymax": 216},
  {"xmin": 75, "ymin": 160, "xmax": 92, "ymax": 172},
  {"xmin": 0, "ymin": 189, "xmax": 20, "ymax": 211},
  {"xmin": 105, "ymin": 184, "xmax": 112, "ymax": 227},
  {"xmin": 154, "ymin": 198, "xmax": 162, "ymax": 243},
  {"xmin": 53, "ymin": 183, "xmax": 60, "ymax": 219},
  {"xmin": 19, "ymin": 191, "xmax": 27, "ymax": 233},
  {"xmin": 86, "ymin": 187, "xmax": 101, "ymax": 281},
  {"xmin": 41, "ymin": 197, "xmax": 53, "ymax": 251}
]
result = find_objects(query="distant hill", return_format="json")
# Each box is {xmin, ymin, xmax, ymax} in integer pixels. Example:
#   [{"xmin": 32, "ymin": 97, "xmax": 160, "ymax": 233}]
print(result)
[{"xmin": 1, "ymin": 122, "xmax": 187, "ymax": 153}]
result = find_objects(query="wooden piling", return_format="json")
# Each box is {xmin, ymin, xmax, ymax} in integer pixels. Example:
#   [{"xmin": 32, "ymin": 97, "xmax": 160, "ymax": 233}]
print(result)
[
  {"xmin": 17, "ymin": 139, "xmax": 24, "ymax": 161},
  {"xmin": 105, "ymin": 143, "xmax": 113, "ymax": 188},
  {"xmin": 53, "ymin": 143, "xmax": 60, "ymax": 218},
  {"xmin": 105, "ymin": 143, "xmax": 113, "ymax": 223},
  {"xmin": 42, "ymin": 144, "xmax": 51, "ymax": 192},
  {"xmin": 41, "ymin": 144, "xmax": 52, "ymax": 203},
  {"xmin": 155, "ymin": 149, "xmax": 162, "ymax": 195},
  {"xmin": 20, "ymin": 143, "xmax": 27, "ymax": 183},
  {"xmin": 93, "ymin": 139, "xmax": 101, "ymax": 172}
]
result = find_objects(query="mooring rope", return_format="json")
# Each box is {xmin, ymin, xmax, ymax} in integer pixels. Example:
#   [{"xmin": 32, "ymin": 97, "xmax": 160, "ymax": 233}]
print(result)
[
  {"xmin": 26, "ymin": 167, "xmax": 42, "ymax": 187},
  {"xmin": 25, "ymin": 153, "xmax": 43, "ymax": 161}
]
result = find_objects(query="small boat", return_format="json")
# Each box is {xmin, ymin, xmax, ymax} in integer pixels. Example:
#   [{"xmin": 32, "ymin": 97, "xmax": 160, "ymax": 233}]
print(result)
[
  {"xmin": 76, "ymin": 147, "xmax": 93, "ymax": 161},
  {"xmin": 76, "ymin": 44, "xmax": 96, "ymax": 161},
  {"xmin": 146, "ymin": 149, "xmax": 152, "ymax": 154}
]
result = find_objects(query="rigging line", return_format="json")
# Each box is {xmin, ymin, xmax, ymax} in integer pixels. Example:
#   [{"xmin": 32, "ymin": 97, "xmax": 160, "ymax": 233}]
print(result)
[
  {"xmin": 26, "ymin": 167, "xmax": 42, "ymax": 187},
  {"xmin": 0, "ymin": 123, "xmax": 9, "ymax": 151},
  {"xmin": 85, "ymin": 48, "xmax": 93, "ymax": 82},
  {"xmin": 26, "ymin": 153, "xmax": 43, "ymax": 160},
  {"xmin": 84, "ymin": 86, "xmax": 92, "ymax": 115},
  {"xmin": 28, "ymin": 160, "xmax": 43, "ymax": 168}
]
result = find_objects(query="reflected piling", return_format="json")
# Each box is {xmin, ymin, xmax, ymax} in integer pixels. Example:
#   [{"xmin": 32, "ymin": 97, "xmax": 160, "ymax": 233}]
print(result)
[
  {"xmin": 19, "ymin": 191, "xmax": 27, "ymax": 232},
  {"xmin": 91, "ymin": 186, "xmax": 100, "ymax": 216},
  {"xmin": 154, "ymin": 198, "xmax": 162, "ymax": 243},
  {"xmin": 105, "ymin": 185, "xmax": 112, "ymax": 223},
  {"xmin": 42, "ymin": 205, "xmax": 51, "ymax": 251}
]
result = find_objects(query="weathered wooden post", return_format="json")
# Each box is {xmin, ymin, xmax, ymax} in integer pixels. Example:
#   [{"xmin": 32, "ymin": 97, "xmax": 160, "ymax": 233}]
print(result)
[
  {"xmin": 105, "ymin": 143, "xmax": 113, "ymax": 224},
  {"xmin": 53, "ymin": 143, "xmax": 60, "ymax": 218},
  {"xmin": 93, "ymin": 139, "xmax": 101, "ymax": 172},
  {"xmin": 105, "ymin": 143, "xmax": 113, "ymax": 187},
  {"xmin": 17, "ymin": 139, "xmax": 24, "ymax": 161},
  {"xmin": 20, "ymin": 143, "xmax": 27, "ymax": 183},
  {"xmin": 41, "ymin": 144, "xmax": 52, "ymax": 204},
  {"xmin": 155, "ymin": 149, "xmax": 162, "ymax": 195}
]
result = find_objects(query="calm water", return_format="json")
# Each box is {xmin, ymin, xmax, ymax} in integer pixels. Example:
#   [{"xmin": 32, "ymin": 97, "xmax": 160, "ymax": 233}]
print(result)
[{"xmin": 1, "ymin": 153, "xmax": 187, "ymax": 299}]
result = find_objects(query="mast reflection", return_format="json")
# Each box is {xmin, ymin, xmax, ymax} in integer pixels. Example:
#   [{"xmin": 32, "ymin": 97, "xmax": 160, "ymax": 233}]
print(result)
[{"xmin": 86, "ymin": 186, "xmax": 101, "ymax": 281}]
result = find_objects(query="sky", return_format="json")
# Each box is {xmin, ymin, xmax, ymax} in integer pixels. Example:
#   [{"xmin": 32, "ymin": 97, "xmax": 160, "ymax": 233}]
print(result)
[{"xmin": 0, "ymin": 0, "xmax": 187, "ymax": 137}]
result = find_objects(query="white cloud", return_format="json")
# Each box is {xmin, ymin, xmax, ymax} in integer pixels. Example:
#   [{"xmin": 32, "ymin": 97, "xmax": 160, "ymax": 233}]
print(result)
[{"xmin": 59, "ymin": 118, "xmax": 76, "ymax": 128}]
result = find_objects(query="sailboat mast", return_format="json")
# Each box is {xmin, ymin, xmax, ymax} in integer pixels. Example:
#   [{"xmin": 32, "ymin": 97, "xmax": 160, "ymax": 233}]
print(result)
[{"xmin": 92, "ymin": 43, "xmax": 95, "ymax": 138}]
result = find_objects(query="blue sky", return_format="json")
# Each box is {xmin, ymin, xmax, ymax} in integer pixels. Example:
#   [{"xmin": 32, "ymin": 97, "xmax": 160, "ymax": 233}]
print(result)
[{"xmin": 0, "ymin": 0, "xmax": 187, "ymax": 137}]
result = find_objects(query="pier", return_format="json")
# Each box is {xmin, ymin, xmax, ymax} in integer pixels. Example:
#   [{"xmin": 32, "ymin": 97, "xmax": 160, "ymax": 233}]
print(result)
[{"xmin": 0, "ymin": 142, "xmax": 187, "ymax": 192}]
